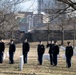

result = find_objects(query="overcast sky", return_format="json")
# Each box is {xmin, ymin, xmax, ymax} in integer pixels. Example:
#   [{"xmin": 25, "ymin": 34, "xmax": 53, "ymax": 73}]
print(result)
[{"xmin": 19, "ymin": 0, "xmax": 37, "ymax": 12}]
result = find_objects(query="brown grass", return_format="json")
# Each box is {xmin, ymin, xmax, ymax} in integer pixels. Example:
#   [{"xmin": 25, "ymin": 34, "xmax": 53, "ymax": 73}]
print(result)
[{"xmin": 0, "ymin": 46, "xmax": 76, "ymax": 75}]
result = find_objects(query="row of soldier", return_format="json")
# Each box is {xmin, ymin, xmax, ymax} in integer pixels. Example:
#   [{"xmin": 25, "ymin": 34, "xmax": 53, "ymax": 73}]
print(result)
[{"xmin": 0, "ymin": 39, "xmax": 73, "ymax": 68}]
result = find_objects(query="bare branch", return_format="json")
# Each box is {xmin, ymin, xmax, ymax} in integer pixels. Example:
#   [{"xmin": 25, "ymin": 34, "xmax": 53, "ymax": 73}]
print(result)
[{"xmin": 57, "ymin": 0, "xmax": 76, "ymax": 10}]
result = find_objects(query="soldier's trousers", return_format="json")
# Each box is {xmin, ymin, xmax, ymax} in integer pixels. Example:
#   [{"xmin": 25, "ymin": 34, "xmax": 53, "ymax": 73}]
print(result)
[
  {"xmin": 9, "ymin": 52, "xmax": 14, "ymax": 64},
  {"xmin": 49, "ymin": 54, "xmax": 53, "ymax": 65},
  {"xmin": 0, "ymin": 52, "xmax": 2, "ymax": 63},
  {"xmin": 23, "ymin": 53, "xmax": 28, "ymax": 64},
  {"xmin": 38, "ymin": 54, "xmax": 43, "ymax": 65},
  {"xmin": 53, "ymin": 54, "xmax": 57, "ymax": 66},
  {"xmin": 66, "ymin": 56, "xmax": 71, "ymax": 67}
]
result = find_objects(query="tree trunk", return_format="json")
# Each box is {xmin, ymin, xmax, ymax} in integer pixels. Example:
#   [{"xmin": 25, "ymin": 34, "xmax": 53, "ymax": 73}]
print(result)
[
  {"xmin": 73, "ymin": 29, "xmax": 75, "ymax": 47},
  {"xmin": 47, "ymin": 23, "xmax": 50, "ymax": 43},
  {"xmin": 61, "ymin": 30, "xmax": 64, "ymax": 45},
  {"xmin": 11, "ymin": 31, "xmax": 14, "ymax": 40}
]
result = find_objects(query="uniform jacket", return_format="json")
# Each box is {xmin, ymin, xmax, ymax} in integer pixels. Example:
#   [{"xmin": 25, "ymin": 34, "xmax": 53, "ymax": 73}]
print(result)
[
  {"xmin": 0, "ymin": 42, "xmax": 5, "ymax": 53},
  {"xmin": 65, "ymin": 46, "xmax": 73, "ymax": 57},
  {"xmin": 47, "ymin": 44, "xmax": 54, "ymax": 54},
  {"xmin": 37, "ymin": 44, "xmax": 45, "ymax": 55},
  {"xmin": 22, "ymin": 42, "xmax": 30, "ymax": 54},
  {"xmin": 9, "ymin": 43, "xmax": 16, "ymax": 53},
  {"xmin": 53, "ymin": 45, "xmax": 59, "ymax": 55}
]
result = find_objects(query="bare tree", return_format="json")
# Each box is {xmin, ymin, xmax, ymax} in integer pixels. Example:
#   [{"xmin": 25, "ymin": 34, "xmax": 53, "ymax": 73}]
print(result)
[
  {"xmin": 68, "ymin": 15, "xmax": 76, "ymax": 46},
  {"xmin": 0, "ymin": 0, "xmax": 30, "ymax": 39},
  {"xmin": 57, "ymin": 0, "xmax": 76, "ymax": 10},
  {"xmin": 72, "ymin": 17, "xmax": 76, "ymax": 46},
  {"xmin": 40, "ymin": 1, "xmax": 68, "ymax": 42},
  {"xmin": 57, "ymin": 14, "xmax": 70, "ymax": 45},
  {"xmin": 37, "ymin": 0, "xmax": 76, "ymax": 44}
]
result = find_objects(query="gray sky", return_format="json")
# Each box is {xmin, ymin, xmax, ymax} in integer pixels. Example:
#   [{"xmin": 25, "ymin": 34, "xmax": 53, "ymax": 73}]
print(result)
[{"xmin": 20, "ymin": 0, "xmax": 37, "ymax": 12}]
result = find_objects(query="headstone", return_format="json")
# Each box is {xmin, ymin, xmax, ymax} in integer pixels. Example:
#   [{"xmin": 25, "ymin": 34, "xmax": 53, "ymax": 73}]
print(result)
[
  {"xmin": 6, "ymin": 52, "xmax": 9, "ymax": 58},
  {"xmin": 43, "ymin": 54, "xmax": 50, "ymax": 60},
  {"xmin": 73, "ymin": 51, "xmax": 76, "ymax": 56},
  {"xmin": 20, "ymin": 55, "xmax": 23, "ymax": 71},
  {"xmin": 43, "ymin": 54, "xmax": 60, "ymax": 60},
  {"xmin": 62, "ymin": 54, "xmax": 66, "ymax": 59},
  {"xmin": 73, "ymin": 46, "xmax": 76, "ymax": 50},
  {"xmin": 3, "ymin": 53, "xmax": 6, "ymax": 60},
  {"xmin": 60, "ymin": 46, "xmax": 65, "ymax": 51}
]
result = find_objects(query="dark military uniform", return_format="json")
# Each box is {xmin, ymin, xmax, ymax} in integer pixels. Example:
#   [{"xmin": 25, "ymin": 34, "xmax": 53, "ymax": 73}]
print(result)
[
  {"xmin": 1, "ymin": 42, "xmax": 5, "ymax": 62},
  {"xmin": 47, "ymin": 43, "xmax": 54, "ymax": 65},
  {"xmin": 52, "ymin": 44, "xmax": 59, "ymax": 66},
  {"xmin": 65, "ymin": 46, "xmax": 73, "ymax": 68},
  {"xmin": 0, "ymin": 42, "xmax": 5, "ymax": 63},
  {"xmin": 9, "ymin": 43, "xmax": 16, "ymax": 64},
  {"xmin": 37, "ymin": 44, "xmax": 45, "ymax": 65},
  {"xmin": 22, "ymin": 42, "xmax": 30, "ymax": 64}
]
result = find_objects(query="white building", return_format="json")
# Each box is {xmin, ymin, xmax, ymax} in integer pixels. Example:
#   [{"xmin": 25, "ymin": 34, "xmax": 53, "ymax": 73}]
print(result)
[{"xmin": 16, "ymin": 12, "xmax": 43, "ymax": 33}]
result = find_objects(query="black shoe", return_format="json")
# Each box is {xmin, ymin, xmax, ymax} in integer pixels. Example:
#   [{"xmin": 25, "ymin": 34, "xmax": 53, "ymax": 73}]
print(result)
[
  {"xmin": 50, "ymin": 63, "xmax": 53, "ymax": 65},
  {"xmin": 24, "ymin": 62, "xmax": 27, "ymax": 64},
  {"xmin": 38, "ymin": 63, "xmax": 42, "ymax": 65},
  {"xmin": 67, "ymin": 66, "xmax": 71, "ymax": 68},
  {"xmin": 9, "ymin": 63, "xmax": 12, "ymax": 64},
  {"xmin": 53, "ymin": 64, "xmax": 56, "ymax": 66},
  {"xmin": 24, "ymin": 61, "xmax": 27, "ymax": 64},
  {"xmin": 40, "ymin": 63, "xmax": 42, "ymax": 65},
  {"xmin": 0, "ymin": 62, "xmax": 2, "ymax": 63},
  {"xmin": 9, "ymin": 62, "xmax": 14, "ymax": 64}
]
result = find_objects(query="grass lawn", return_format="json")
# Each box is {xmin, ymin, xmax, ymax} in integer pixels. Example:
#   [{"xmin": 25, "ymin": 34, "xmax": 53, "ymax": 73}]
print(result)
[{"xmin": 0, "ymin": 44, "xmax": 76, "ymax": 75}]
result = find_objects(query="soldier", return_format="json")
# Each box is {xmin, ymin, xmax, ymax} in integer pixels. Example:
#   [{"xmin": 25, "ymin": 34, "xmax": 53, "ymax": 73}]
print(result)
[
  {"xmin": 37, "ymin": 41, "xmax": 45, "ymax": 65},
  {"xmin": 22, "ymin": 39, "xmax": 30, "ymax": 64},
  {"xmin": 0, "ymin": 39, "xmax": 5, "ymax": 63},
  {"xmin": 65, "ymin": 42, "xmax": 73, "ymax": 68},
  {"xmin": 52, "ymin": 41, "xmax": 59, "ymax": 66},
  {"xmin": 1, "ymin": 39, "xmax": 5, "ymax": 62},
  {"xmin": 9, "ymin": 40, "xmax": 16, "ymax": 64},
  {"xmin": 47, "ymin": 41, "xmax": 54, "ymax": 65}
]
